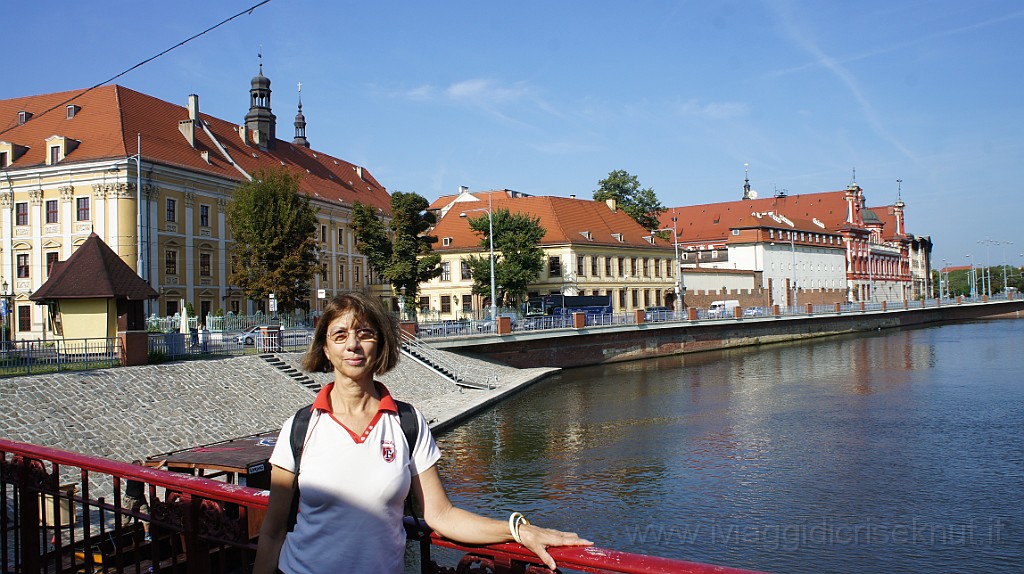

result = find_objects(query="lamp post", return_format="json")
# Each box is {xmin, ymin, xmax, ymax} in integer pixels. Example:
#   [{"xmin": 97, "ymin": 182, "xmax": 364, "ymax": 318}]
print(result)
[
  {"xmin": 1, "ymin": 278, "xmax": 9, "ymax": 348},
  {"xmin": 790, "ymin": 233, "xmax": 798, "ymax": 309},
  {"xmin": 966, "ymin": 254, "xmax": 974, "ymax": 298},
  {"xmin": 652, "ymin": 221, "xmax": 682, "ymax": 313},
  {"xmin": 460, "ymin": 198, "xmax": 497, "ymax": 322}
]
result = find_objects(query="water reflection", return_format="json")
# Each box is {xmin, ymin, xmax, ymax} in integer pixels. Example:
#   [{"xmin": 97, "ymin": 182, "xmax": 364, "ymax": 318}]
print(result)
[{"xmin": 436, "ymin": 321, "xmax": 1024, "ymax": 574}]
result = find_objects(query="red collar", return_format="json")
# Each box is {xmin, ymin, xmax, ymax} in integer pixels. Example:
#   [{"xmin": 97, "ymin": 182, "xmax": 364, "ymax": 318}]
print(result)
[{"xmin": 310, "ymin": 381, "xmax": 397, "ymax": 414}]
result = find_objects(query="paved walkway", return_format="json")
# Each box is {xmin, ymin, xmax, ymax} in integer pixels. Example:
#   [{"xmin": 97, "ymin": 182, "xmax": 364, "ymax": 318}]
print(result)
[{"xmin": 0, "ymin": 350, "xmax": 557, "ymax": 466}]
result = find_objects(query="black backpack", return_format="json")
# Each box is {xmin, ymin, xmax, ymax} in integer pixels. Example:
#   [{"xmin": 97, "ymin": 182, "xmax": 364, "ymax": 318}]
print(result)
[{"xmin": 285, "ymin": 400, "xmax": 420, "ymax": 532}]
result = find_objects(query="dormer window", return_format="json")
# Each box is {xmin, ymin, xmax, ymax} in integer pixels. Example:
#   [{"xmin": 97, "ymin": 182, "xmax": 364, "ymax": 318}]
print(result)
[
  {"xmin": 0, "ymin": 151, "xmax": 7, "ymax": 169},
  {"xmin": 45, "ymin": 135, "xmax": 79, "ymax": 165},
  {"xmin": 611, "ymin": 233, "xmax": 623, "ymax": 242},
  {"xmin": 579, "ymin": 230, "xmax": 593, "ymax": 241},
  {"xmin": 50, "ymin": 146, "xmax": 61, "ymax": 164},
  {"xmin": 66, "ymin": 105, "xmax": 80, "ymax": 119},
  {"xmin": 442, "ymin": 237, "xmax": 453, "ymax": 247},
  {"xmin": 18, "ymin": 111, "xmax": 32, "ymax": 125}
]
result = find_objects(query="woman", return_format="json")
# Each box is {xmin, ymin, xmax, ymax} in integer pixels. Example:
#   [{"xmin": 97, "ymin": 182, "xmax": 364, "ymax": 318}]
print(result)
[{"xmin": 254, "ymin": 292, "xmax": 590, "ymax": 573}]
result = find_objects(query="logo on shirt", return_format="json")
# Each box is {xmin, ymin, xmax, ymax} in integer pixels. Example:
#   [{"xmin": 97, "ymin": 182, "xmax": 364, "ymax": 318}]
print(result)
[{"xmin": 381, "ymin": 440, "xmax": 396, "ymax": 463}]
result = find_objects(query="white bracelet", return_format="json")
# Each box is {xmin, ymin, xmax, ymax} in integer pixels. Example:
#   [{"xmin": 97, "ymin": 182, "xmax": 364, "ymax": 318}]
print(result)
[{"xmin": 508, "ymin": 512, "xmax": 530, "ymax": 545}]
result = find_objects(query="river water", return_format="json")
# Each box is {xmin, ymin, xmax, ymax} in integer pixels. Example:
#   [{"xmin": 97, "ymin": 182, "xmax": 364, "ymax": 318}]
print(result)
[{"xmin": 434, "ymin": 320, "xmax": 1023, "ymax": 573}]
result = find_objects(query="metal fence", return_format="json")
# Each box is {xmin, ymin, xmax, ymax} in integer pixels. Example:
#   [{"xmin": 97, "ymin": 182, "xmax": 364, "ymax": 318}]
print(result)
[
  {"xmin": 147, "ymin": 330, "xmax": 313, "ymax": 362},
  {"xmin": 0, "ymin": 338, "xmax": 122, "ymax": 377},
  {"xmin": 145, "ymin": 311, "xmax": 315, "ymax": 334}
]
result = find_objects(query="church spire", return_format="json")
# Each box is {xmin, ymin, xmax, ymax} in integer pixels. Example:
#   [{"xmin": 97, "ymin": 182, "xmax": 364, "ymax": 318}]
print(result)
[
  {"xmin": 245, "ymin": 52, "xmax": 276, "ymax": 148},
  {"xmin": 292, "ymin": 82, "xmax": 309, "ymax": 148}
]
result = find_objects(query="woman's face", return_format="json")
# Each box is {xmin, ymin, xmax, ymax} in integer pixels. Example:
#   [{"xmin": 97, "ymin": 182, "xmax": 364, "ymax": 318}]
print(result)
[{"xmin": 322, "ymin": 311, "xmax": 378, "ymax": 383}]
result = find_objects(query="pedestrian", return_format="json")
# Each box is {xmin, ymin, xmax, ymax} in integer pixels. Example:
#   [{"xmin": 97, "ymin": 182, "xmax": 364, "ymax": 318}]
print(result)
[
  {"xmin": 253, "ymin": 292, "xmax": 590, "ymax": 574},
  {"xmin": 122, "ymin": 460, "xmax": 152, "ymax": 541}
]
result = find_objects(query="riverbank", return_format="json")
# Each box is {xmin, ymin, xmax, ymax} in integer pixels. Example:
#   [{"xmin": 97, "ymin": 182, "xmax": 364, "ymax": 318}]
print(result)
[{"xmin": 0, "ymin": 349, "xmax": 557, "ymax": 468}]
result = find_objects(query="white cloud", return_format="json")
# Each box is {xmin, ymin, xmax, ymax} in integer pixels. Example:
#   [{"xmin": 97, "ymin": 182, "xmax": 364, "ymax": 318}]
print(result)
[{"xmin": 675, "ymin": 98, "xmax": 750, "ymax": 120}]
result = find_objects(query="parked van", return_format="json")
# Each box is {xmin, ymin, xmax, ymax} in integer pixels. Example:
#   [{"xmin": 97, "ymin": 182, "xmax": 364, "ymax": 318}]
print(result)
[{"xmin": 708, "ymin": 299, "xmax": 740, "ymax": 318}]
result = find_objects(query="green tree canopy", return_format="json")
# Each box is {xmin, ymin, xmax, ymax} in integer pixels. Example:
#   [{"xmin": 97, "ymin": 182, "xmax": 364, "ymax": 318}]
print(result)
[
  {"xmin": 227, "ymin": 168, "xmax": 319, "ymax": 312},
  {"xmin": 464, "ymin": 208, "xmax": 546, "ymax": 310},
  {"xmin": 593, "ymin": 169, "xmax": 666, "ymax": 230},
  {"xmin": 351, "ymin": 192, "xmax": 441, "ymax": 309}
]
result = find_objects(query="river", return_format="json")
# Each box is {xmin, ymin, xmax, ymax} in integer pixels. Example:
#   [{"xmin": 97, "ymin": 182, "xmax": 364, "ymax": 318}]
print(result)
[{"xmin": 434, "ymin": 320, "xmax": 1023, "ymax": 573}]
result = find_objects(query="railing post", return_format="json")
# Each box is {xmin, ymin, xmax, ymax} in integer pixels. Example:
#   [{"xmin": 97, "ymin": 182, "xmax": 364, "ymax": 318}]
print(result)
[
  {"xmin": 181, "ymin": 493, "xmax": 211, "ymax": 574},
  {"xmin": 687, "ymin": 307, "xmax": 698, "ymax": 321},
  {"xmin": 834, "ymin": 302, "xmax": 841, "ymax": 313},
  {"xmin": 806, "ymin": 303, "xmax": 813, "ymax": 315}
]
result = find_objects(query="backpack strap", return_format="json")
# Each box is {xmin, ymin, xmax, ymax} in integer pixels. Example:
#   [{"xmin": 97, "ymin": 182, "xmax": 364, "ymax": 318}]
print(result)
[
  {"xmin": 284, "ymin": 400, "xmax": 422, "ymax": 533},
  {"xmin": 285, "ymin": 404, "xmax": 313, "ymax": 532}
]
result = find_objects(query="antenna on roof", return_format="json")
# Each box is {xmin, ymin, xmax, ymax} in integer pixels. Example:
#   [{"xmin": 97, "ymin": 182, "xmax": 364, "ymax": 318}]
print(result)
[
  {"xmin": 850, "ymin": 167, "xmax": 857, "ymax": 186},
  {"xmin": 896, "ymin": 178, "xmax": 902, "ymax": 200}
]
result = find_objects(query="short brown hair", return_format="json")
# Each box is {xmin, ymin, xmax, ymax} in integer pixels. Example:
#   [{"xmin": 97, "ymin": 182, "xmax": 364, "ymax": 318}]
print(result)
[{"xmin": 302, "ymin": 291, "xmax": 400, "ymax": 375}]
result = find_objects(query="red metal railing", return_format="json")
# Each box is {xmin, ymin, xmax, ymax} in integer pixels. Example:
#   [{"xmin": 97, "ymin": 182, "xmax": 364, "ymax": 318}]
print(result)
[{"xmin": 2, "ymin": 438, "xmax": 766, "ymax": 574}]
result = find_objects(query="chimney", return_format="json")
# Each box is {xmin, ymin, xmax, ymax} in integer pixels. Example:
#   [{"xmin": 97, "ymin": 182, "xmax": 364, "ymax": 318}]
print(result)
[
  {"xmin": 178, "ymin": 94, "xmax": 200, "ymax": 148},
  {"xmin": 238, "ymin": 125, "xmax": 250, "ymax": 146},
  {"xmin": 187, "ymin": 94, "xmax": 200, "ymax": 121},
  {"xmin": 569, "ymin": 194, "xmax": 576, "ymax": 199},
  {"xmin": 606, "ymin": 198, "xmax": 617, "ymax": 212},
  {"xmin": 459, "ymin": 185, "xmax": 469, "ymax": 195}
]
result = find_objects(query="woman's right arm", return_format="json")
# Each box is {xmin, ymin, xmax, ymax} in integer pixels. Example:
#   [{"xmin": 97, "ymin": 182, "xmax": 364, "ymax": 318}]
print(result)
[{"xmin": 252, "ymin": 465, "xmax": 296, "ymax": 574}]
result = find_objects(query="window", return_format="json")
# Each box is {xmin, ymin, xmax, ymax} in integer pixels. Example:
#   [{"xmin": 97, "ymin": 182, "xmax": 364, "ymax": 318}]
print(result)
[
  {"xmin": 18, "ymin": 305, "xmax": 31, "ymax": 332},
  {"xmin": 462, "ymin": 294, "xmax": 472, "ymax": 310},
  {"xmin": 592, "ymin": 256, "xmax": 599, "ymax": 276},
  {"xmin": 605, "ymin": 257, "xmax": 612, "ymax": 276},
  {"xmin": 461, "ymin": 261, "xmax": 471, "ymax": 280},
  {"xmin": 166, "ymin": 300, "xmax": 179, "ymax": 317},
  {"xmin": 46, "ymin": 200, "xmax": 58, "ymax": 224},
  {"xmin": 200, "ymin": 253, "xmax": 211, "ymax": 276},
  {"xmin": 15, "ymin": 202, "xmax": 28, "ymax": 226},
  {"xmin": 441, "ymin": 295, "xmax": 452, "ymax": 313},
  {"xmin": 17, "ymin": 253, "xmax": 29, "ymax": 278},
  {"xmin": 642, "ymin": 258, "xmax": 649, "ymax": 277},
  {"xmin": 618, "ymin": 257, "xmax": 626, "ymax": 277},
  {"xmin": 337, "ymin": 228, "xmax": 345, "ymax": 245},
  {"xmin": 549, "ymin": 256, "xmax": 561, "ymax": 277},
  {"xmin": 577, "ymin": 255, "xmax": 585, "ymax": 276},
  {"xmin": 200, "ymin": 204, "xmax": 210, "ymax": 227},
  {"xmin": 320, "ymin": 263, "xmax": 328, "ymax": 281},
  {"xmin": 618, "ymin": 289, "xmax": 627, "ymax": 309},
  {"xmin": 165, "ymin": 250, "xmax": 177, "ymax": 275},
  {"xmin": 441, "ymin": 262, "xmax": 451, "ymax": 281},
  {"xmin": 50, "ymin": 146, "xmax": 61, "ymax": 164},
  {"xmin": 76, "ymin": 197, "xmax": 90, "ymax": 221},
  {"xmin": 166, "ymin": 199, "xmax": 176, "ymax": 222},
  {"xmin": 654, "ymin": 259, "xmax": 661, "ymax": 278},
  {"xmin": 632, "ymin": 289, "xmax": 639, "ymax": 307},
  {"xmin": 320, "ymin": 225, "xmax": 327, "ymax": 242},
  {"xmin": 354, "ymin": 266, "xmax": 361, "ymax": 283},
  {"xmin": 46, "ymin": 252, "xmax": 59, "ymax": 276},
  {"xmin": 732, "ymin": 229, "xmax": 740, "ymax": 235},
  {"xmin": 442, "ymin": 237, "xmax": 453, "ymax": 247},
  {"xmin": 418, "ymin": 296, "xmax": 429, "ymax": 311},
  {"xmin": 0, "ymin": 151, "xmax": 8, "ymax": 168},
  {"xmin": 339, "ymin": 264, "xmax": 346, "ymax": 282},
  {"xmin": 631, "ymin": 258, "xmax": 638, "ymax": 277}
]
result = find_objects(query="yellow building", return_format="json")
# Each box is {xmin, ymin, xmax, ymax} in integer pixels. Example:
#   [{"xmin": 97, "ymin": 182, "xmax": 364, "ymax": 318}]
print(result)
[
  {"xmin": 1, "ymin": 69, "xmax": 391, "ymax": 340},
  {"xmin": 421, "ymin": 189, "xmax": 678, "ymax": 320}
]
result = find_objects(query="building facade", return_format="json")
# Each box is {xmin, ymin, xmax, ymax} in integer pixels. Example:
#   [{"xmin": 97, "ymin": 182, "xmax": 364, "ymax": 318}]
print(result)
[
  {"xmin": 660, "ymin": 178, "xmax": 921, "ymax": 304},
  {"xmin": 421, "ymin": 190, "xmax": 678, "ymax": 320},
  {"xmin": 1, "ymin": 70, "xmax": 390, "ymax": 340}
]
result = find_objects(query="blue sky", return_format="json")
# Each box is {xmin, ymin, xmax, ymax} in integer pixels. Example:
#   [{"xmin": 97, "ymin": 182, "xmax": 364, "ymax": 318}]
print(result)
[{"xmin": 7, "ymin": 1, "xmax": 1024, "ymax": 267}]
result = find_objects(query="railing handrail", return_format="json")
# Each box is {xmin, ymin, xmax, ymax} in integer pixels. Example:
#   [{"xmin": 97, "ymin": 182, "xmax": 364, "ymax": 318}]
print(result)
[
  {"xmin": 2, "ymin": 437, "xmax": 767, "ymax": 574},
  {"xmin": 0, "ymin": 437, "xmax": 267, "ymax": 507}
]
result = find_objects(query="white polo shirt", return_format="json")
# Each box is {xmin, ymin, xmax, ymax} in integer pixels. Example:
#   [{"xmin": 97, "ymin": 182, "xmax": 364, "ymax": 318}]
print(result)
[{"xmin": 269, "ymin": 383, "xmax": 441, "ymax": 574}]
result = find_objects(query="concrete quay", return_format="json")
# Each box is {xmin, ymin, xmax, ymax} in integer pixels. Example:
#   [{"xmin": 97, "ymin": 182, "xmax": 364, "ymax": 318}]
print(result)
[{"xmin": 0, "ymin": 350, "xmax": 557, "ymax": 468}]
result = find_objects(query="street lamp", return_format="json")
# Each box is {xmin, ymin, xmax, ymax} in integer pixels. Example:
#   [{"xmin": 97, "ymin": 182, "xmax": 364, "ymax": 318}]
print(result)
[
  {"xmin": 459, "ymin": 196, "xmax": 497, "ymax": 322},
  {"xmin": 1, "ymin": 278, "xmax": 9, "ymax": 347},
  {"xmin": 966, "ymin": 254, "xmax": 974, "ymax": 298},
  {"xmin": 652, "ymin": 220, "xmax": 682, "ymax": 312}
]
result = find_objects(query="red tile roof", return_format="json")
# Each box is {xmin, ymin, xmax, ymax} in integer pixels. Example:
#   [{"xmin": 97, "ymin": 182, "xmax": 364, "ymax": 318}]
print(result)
[
  {"xmin": 30, "ymin": 233, "xmax": 159, "ymax": 301},
  {"xmin": 431, "ymin": 196, "xmax": 673, "ymax": 251},
  {"xmin": 1, "ymin": 85, "xmax": 390, "ymax": 212},
  {"xmin": 659, "ymin": 189, "xmax": 898, "ymax": 245}
]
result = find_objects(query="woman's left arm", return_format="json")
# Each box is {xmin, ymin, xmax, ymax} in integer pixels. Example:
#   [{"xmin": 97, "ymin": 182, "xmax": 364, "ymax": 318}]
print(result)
[{"xmin": 411, "ymin": 465, "xmax": 592, "ymax": 570}]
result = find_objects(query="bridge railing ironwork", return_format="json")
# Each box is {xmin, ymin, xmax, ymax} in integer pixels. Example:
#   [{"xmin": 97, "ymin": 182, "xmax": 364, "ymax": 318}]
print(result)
[{"xmin": 1, "ymin": 438, "xmax": 766, "ymax": 574}]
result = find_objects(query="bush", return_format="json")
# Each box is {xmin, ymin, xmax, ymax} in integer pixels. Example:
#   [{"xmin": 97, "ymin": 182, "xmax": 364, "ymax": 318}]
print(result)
[{"xmin": 147, "ymin": 349, "xmax": 168, "ymax": 364}]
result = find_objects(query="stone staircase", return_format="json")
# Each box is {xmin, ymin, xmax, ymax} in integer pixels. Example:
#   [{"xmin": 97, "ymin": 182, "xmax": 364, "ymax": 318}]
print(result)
[
  {"xmin": 259, "ymin": 354, "xmax": 322, "ymax": 392},
  {"xmin": 400, "ymin": 333, "xmax": 497, "ymax": 390}
]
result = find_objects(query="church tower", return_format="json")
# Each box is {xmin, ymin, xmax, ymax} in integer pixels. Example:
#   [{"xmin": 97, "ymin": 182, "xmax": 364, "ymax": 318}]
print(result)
[
  {"xmin": 292, "ymin": 83, "xmax": 310, "ymax": 148},
  {"xmin": 245, "ymin": 61, "xmax": 276, "ymax": 148}
]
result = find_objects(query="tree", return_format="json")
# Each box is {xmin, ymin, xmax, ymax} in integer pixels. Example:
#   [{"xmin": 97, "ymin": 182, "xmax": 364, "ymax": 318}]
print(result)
[
  {"xmin": 227, "ymin": 168, "xmax": 319, "ymax": 312},
  {"xmin": 464, "ymin": 209, "xmax": 546, "ymax": 309},
  {"xmin": 351, "ymin": 192, "xmax": 441, "ymax": 311},
  {"xmin": 593, "ymin": 169, "xmax": 666, "ymax": 230}
]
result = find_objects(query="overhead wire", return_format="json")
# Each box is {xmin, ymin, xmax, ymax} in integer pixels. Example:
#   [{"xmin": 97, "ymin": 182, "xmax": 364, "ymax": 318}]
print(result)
[{"xmin": 0, "ymin": 0, "xmax": 273, "ymax": 140}]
